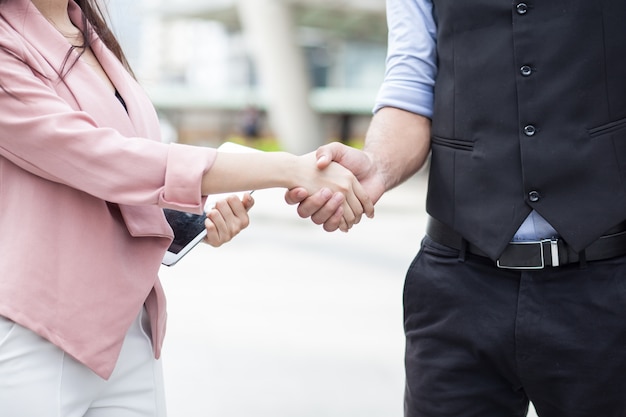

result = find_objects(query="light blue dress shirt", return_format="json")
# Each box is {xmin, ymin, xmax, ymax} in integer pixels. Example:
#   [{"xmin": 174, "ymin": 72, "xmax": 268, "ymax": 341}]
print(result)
[{"xmin": 374, "ymin": 0, "xmax": 558, "ymax": 241}]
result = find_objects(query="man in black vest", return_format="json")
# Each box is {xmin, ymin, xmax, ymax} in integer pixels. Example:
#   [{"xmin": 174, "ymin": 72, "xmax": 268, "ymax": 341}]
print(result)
[{"xmin": 287, "ymin": 1, "xmax": 626, "ymax": 416}]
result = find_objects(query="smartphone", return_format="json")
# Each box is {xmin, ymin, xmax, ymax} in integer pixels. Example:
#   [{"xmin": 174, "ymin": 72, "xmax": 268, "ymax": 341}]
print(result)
[{"xmin": 161, "ymin": 208, "xmax": 208, "ymax": 266}]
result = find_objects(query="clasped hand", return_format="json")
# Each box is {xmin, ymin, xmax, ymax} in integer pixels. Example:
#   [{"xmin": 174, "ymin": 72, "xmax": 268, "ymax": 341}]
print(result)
[
  {"xmin": 289, "ymin": 152, "xmax": 374, "ymax": 232},
  {"xmin": 286, "ymin": 142, "xmax": 384, "ymax": 232}
]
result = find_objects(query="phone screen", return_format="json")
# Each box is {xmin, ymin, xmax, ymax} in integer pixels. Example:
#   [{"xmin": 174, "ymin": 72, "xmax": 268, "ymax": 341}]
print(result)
[{"xmin": 162, "ymin": 209, "xmax": 207, "ymax": 265}]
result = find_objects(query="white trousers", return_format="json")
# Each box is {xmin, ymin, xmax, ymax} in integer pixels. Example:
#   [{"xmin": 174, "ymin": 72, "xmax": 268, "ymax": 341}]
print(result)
[{"xmin": 0, "ymin": 308, "xmax": 166, "ymax": 417}]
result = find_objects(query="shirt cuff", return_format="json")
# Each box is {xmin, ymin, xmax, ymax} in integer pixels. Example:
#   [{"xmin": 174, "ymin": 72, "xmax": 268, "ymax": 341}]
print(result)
[{"xmin": 374, "ymin": 83, "xmax": 434, "ymax": 118}]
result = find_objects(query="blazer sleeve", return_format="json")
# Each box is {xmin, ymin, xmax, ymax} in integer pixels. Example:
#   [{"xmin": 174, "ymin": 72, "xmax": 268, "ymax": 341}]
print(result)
[{"xmin": 0, "ymin": 33, "xmax": 216, "ymax": 212}]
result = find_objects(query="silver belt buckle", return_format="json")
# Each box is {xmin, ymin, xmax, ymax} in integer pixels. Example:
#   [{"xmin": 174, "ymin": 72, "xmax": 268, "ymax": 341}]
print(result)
[{"xmin": 496, "ymin": 239, "xmax": 559, "ymax": 269}]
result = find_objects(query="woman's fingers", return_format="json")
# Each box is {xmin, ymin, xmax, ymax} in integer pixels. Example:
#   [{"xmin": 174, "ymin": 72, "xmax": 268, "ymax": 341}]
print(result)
[{"xmin": 204, "ymin": 194, "xmax": 253, "ymax": 247}]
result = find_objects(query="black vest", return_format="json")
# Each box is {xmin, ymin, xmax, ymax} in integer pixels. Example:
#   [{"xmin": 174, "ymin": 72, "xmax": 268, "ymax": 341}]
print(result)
[{"xmin": 427, "ymin": 0, "xmax": 626, "ymax": 259}]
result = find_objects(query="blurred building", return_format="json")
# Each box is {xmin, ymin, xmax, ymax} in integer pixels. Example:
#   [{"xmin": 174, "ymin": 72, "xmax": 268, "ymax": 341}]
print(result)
[{"xmin": 108, "ymin": 0, "xmax": 387, "ymax": 153}]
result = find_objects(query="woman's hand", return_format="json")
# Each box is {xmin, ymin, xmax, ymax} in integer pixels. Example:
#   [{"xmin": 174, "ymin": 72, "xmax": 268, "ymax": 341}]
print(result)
[{"xmin": 204, "ymin": 193, "xmax": 255, "ymax": 247}]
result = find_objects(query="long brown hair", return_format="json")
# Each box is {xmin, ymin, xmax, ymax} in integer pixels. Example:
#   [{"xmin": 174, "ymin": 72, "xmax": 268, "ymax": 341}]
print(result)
[{"xmin": 75, "ymin": 0, "xmax": 134, "ymax": 76}]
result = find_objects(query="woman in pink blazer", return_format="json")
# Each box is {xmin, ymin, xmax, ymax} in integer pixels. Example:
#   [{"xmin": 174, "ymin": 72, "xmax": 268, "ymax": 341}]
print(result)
[{"xmin": 0, "ymin": 0, "xmax": 373, "ymax": 415}]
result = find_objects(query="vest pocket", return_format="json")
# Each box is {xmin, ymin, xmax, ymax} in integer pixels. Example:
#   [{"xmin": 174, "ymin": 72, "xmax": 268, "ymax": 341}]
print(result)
[
  {"xmin": 432, "ymin": 135, "xmax": 474, "ymax": 151},
  {"xmin": 588, "ymin": 117, "xmax": 626, "ymax": 138},
  {"xmin": 588, "ymin": 117, "xmax": 626, "ymax": 192}
]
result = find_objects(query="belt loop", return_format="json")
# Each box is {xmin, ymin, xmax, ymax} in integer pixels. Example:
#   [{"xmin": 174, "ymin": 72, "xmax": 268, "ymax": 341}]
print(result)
[
  {"xmin": 458, "ymin": 238, "xmax": 468, "ymax": 263},
  {"xmin": 578, "ymin": 250, "xmax": 587, "ymax": 269}
]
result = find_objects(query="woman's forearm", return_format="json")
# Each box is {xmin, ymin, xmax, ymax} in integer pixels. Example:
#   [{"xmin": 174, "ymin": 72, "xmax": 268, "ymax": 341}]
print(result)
[{"xmin": 201, "ymin": 151, "xmax": 298, "ymax": 195}]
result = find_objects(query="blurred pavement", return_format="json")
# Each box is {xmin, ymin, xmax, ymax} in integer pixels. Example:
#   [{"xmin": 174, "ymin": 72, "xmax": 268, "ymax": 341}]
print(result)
[{"xmin": 158, "ymin": 170, "xmax": 538, "ymax": 417}]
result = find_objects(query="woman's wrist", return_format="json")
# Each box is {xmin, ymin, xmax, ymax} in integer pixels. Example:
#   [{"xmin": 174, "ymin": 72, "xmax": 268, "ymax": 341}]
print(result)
[{"xmin": 271, "ymin": 151, "xmax": 300, "ymax": 189}]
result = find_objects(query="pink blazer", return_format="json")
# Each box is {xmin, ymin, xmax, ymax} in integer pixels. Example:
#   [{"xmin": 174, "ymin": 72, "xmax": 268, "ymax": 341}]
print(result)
[{"xmin": 0, "ymin": 0, "xmax": 217, "ymax": 379}]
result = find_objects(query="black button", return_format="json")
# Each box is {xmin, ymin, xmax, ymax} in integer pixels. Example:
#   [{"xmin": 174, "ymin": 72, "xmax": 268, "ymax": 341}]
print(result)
[
  {"xmin": 516, "ymin": 3, "xmax": 528, "ymax": 14},
  {"xmin": 528, "ymin": 191, "xmax": 540, "ymax": 202},
  {"xmin": 520, "ymin": 65, "xmax": 532, "ymax": 76},
  {"xmin": 523, "ymin": 125, "xmax": 536, "ymax": 136}
]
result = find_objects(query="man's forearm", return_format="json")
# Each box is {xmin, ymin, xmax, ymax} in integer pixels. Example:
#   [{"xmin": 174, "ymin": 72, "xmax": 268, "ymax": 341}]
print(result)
[{"xmin": 363, "ymin": 106, "xmax": 431, "ymax": 192}]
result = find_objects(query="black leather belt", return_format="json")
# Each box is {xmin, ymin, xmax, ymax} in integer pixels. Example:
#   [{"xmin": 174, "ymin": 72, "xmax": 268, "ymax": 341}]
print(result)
[{"xmin": 426, "ymin": 216, "xmax": 626, "ymax": 269}]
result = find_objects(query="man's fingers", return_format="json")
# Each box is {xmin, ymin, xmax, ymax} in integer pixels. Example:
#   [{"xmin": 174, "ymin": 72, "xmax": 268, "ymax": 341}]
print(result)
[
  {"xmin": 321, "ymin": 206, "xmax": 345, "ymax": 232},
  {"xmin": 310, "ymin": 192, "xmax": 344, "ymax": 225},
  {"xmin": 284, "ymin": 187, "xmax": 308, "ymax": 205},
  {"xmin": 315, "ymin": 142, "xmax": 348, "ymax": 169},
  {"xmin": 349, "ymin": 179, "xmax": 375, "ymax": 220},
  {"xmin": 294, "ymin": 188, "xmax": 336, "ymax": 219}
]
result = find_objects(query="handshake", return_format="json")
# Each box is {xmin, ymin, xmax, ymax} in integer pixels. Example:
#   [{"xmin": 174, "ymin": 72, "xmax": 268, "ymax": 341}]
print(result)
[
  {"xmin": 284, "ymin": 142, "xmax": 383, "ymax": 232},
  {"xmin": 203, "ymin": 141, "xmax": 384, "ymax": 247}
]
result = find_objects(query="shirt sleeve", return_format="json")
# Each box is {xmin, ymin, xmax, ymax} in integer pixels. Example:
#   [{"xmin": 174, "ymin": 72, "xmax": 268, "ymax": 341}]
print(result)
[{"xmin": 374, "ymin": 0, "xmax": 437, "ymax": 118}]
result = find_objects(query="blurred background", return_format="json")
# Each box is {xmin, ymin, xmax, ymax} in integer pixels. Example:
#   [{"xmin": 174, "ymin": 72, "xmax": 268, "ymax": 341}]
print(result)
[
  {"xmin": 104, "ymin": 1, "xmax": 539, "ymax": 416},
  {"xmin": 107, "ymin": 0, "xmax": 387, "ymax": 153}
]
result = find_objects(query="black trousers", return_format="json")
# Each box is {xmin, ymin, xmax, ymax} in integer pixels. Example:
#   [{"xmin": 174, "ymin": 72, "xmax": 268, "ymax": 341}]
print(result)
[{"xmin": 403, "ymin": 237, "xmax": 626, "ymax": 417}]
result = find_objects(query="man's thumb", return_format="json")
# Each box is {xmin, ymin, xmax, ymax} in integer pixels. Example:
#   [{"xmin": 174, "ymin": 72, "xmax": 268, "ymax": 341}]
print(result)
[{"xmin": 315, "ymin": 143, "xmax": 342, "ymax": 169}]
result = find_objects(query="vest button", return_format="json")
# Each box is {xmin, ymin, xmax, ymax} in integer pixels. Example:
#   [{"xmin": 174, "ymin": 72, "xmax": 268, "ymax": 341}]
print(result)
[
  {"xmin": 520, "ymin": 65, "xmax": 532, "ymax": 76},
  {"xmin": 523, "ymin": 125, "xmax": 537, "ymax": 136},
  {"xmin": 528, "ymin": 191, "xmax": 541, "ymax": 202},
  {"xmin": 516, "ymin": 3, "xmax": 529, "ymax": 14}
]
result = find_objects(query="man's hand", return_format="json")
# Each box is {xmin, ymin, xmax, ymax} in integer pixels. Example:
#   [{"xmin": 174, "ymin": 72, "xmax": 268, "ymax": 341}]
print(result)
[
  {"xmin": 204, "ymin": 193, "xmax": 254, "ymax": 247},
  {"xmin": 287, "ymin": 108, "xmax": 431, "ymax": 232}
]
